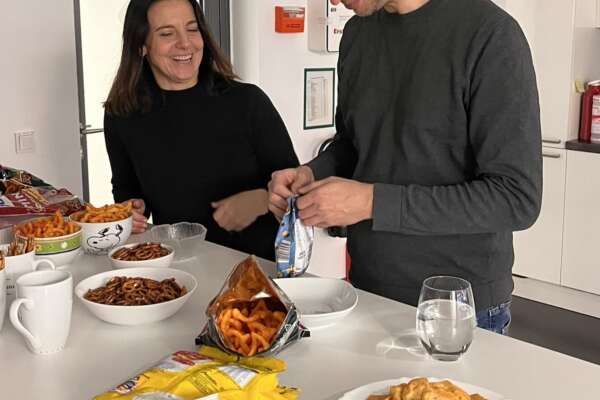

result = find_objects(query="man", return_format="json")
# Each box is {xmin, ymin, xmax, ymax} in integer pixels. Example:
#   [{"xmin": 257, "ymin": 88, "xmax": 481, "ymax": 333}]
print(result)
[{"xmin": 268, "ymin": 0, "xmax": 542, "ymax": 334}]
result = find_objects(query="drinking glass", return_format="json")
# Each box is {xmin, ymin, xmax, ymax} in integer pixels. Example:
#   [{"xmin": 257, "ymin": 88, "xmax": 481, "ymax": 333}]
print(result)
[{"xmin": 416, "ymin": 276, "xmax": 476, "ymax": 361}]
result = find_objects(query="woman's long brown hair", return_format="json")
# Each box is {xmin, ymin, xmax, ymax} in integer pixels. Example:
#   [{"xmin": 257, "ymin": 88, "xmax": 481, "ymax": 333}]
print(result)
[{"xmin": 105, "ymin": 0, "xmax": 236, "ymax": 116}]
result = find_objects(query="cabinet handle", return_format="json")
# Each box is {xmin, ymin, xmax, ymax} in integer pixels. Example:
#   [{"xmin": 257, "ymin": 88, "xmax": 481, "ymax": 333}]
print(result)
[
  {"xmin": 542, "ymin": 137, "xmax": 562, "ymax": 144},
  {"xmin": 542, "ymin": 152, "xmax": 561, "ymax": 159}
]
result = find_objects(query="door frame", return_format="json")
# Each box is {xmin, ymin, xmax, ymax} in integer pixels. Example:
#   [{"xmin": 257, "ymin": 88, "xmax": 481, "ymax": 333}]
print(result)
[{"xmin": 73, "ymin": 0, "xmax": 231, "ymax": 203}]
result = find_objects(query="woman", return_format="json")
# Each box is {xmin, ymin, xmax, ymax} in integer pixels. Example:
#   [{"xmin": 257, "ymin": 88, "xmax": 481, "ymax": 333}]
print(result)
[{"xmin": 104, "ymin": 0, "xmax": 299, "ymax": 260}]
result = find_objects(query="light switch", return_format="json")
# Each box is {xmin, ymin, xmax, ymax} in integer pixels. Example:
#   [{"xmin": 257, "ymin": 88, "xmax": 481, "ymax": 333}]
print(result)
[{"xmin": 14, "ymin": 130, "xmax": 35, "ymax": 154}]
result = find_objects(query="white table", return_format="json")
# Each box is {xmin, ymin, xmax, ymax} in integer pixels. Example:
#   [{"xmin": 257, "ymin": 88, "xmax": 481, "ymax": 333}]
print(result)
[{"xmin": 1, "ymin": 235, "xmax": 598, "ymax": 399}]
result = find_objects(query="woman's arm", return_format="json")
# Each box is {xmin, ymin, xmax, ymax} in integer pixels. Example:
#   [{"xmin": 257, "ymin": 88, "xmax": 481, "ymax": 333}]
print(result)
[{"xmin": 104, "ymin": 112, "xmax": 149, "ymax": 233}]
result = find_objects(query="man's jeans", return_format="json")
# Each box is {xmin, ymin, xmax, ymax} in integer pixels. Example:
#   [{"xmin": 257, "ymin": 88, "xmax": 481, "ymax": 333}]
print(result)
[{"xmin": 476, "ymin": 300, "xmax": 512, "ymax": 335}]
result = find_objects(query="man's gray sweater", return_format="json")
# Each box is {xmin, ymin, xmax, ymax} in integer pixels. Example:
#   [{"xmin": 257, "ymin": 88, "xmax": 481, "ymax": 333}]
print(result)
[{"xmin": 308, "ymin": 0, "xmax": 542, "ymax": 311}]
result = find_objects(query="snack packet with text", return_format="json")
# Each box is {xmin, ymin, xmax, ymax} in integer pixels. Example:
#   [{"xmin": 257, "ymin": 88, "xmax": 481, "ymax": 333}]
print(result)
[
  {"xmin": 94, "ymin": 346, "xmax": 299, "ymax": 400},
  {"xmin": 195, "ymin": 256, "xmax": 309, "ymax": 357},
  {"xmin": 274, "ymin": 196, "xmax": 314, "ymax": 278}
]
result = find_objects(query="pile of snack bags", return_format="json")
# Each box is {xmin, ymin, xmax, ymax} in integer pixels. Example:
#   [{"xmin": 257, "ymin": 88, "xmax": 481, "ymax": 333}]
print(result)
[{"xmin": 0, "ymin": 165, "xmax": 83, "ymax": 218}]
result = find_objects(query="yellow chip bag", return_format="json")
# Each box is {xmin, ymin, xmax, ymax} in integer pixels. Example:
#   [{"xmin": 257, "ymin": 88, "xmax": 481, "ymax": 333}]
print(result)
[{"xmin": 94, "ymin": 346, "xmax": 299, "ymax": 400}]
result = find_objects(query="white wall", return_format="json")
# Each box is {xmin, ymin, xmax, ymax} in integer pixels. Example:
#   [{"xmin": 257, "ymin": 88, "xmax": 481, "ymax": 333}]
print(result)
[
  {"xmin": 231, "ymin": 0, "xmax": 347, "ymax": 279},
  {"xmin": 0, "ymin": 1, "xmax": 82, "ymax": 197}
]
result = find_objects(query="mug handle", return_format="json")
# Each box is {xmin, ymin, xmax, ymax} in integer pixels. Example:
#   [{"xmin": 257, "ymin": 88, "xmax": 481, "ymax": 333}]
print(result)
[
  {"xmin": 32, "ymin": 259, "xmax": 56, "ymax": 271},
  {"xmin": 10, "ymin": 298, "xmax": 42, "ymax": 351}
]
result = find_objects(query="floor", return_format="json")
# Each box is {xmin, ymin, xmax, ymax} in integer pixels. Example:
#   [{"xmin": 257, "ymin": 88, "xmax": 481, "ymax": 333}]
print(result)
[{"xmin": 508, "ymin": 295, "xmax": 600, "ymax": 365}]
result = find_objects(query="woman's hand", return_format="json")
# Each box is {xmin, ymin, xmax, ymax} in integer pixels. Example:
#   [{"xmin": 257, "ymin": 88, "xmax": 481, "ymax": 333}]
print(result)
[
  {"xmin": 211, "ymin": 189, "xmax": 269, "ymax": 232},
  {"xmin": 129, "ymin": 198, "xmax": 148, "ymax": 233}
]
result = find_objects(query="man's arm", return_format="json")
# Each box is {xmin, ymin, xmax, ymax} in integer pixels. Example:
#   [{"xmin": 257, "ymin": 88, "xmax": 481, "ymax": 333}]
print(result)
[{"xmin": 372, "ymin": 17, "xmax": 542, "ymax": 235}]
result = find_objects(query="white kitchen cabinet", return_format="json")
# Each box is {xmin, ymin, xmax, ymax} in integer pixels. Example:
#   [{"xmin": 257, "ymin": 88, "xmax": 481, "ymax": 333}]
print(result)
[
  {"xmin": 503, "ymin": 0, "xmax": 600, "ymax": 148},
  {"xmin": 561, "ymin": 150, "xmax": 600, "ymax": 294},
  {"xmin": 513, "ymin": 149, "xmax": 566, "ymax": 284}
]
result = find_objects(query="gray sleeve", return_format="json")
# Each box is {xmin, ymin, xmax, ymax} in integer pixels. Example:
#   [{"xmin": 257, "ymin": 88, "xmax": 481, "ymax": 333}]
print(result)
[
  {"xmin": 307, "ymin": 105, "xmax": 358, "ymax": 180},
  {"xmin": 372, "ymin": 17, "xmax": 543, "ymax": 235},
  {"xmin": 307, "ymin": 17, "xmax": 359, "ymax": 180}
]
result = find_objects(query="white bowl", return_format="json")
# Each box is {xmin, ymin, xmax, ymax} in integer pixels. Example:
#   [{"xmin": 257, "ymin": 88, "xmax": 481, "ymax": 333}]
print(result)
[
  {"xmin": 273, "ymin": 277, "xmax": 358, "ymax": 330},
  {"xmin": 108, "ymin": 243, "xmax": 175, "ymax": 269},
  {"xmin": 75, "ymin": 267, "xmax": 197, "ymax": 326},
  {"xmin": 35, "ymin": 247, "xmax": 82, "ymax": 268},
  {"xmin": 71, "ymin": 213, "xmax": 133, "ymax": 255}
]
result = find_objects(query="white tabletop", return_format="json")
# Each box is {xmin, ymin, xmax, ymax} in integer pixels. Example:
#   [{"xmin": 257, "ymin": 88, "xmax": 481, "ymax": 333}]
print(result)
[{"xmin": 1, "ymin": 235, "xmax": 598, "ymax": 399}]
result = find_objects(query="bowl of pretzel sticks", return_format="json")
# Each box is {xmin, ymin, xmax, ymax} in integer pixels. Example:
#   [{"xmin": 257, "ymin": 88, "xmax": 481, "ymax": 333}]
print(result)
[
  {"xmin": 14, "ymin": 211, "xmax": 81, "ymax": 255},
  {"xmin": 70, "ymin": 202, "xmax": 133, "ymax": 255},
  {"xmin": 108, "ymin": 242, "xmax": 175, "ymax": 269},
  {"xmin": 75, "ymin": 267, "xmax": 197, "ymax": 325}
]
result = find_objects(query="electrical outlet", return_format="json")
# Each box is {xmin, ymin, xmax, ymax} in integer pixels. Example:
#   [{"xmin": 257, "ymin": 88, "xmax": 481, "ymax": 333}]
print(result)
[{"xmin": 14, "ymin": 130, "xmax": 35, "ymax": 154}]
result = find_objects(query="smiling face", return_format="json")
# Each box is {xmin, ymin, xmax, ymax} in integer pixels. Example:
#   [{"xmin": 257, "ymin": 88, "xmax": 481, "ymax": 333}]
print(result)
[{"xmin": 143, "ymin": 0, "xmax": 204, "ymax": 90}]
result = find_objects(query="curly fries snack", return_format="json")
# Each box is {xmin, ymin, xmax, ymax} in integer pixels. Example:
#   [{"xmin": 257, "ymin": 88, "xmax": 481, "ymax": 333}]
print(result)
[
  {"xmin": 94, "ymin": 346, "xmax": 299, "ymax": 400},
  {"xmin": 71, "ymin": 202, "xmax": 132, "ymax": 223},
  {"xmin": 196, "ymin": 256, "xmax": 309, "ymax": 357},
  {"xmin": 14, "ymin": 211, "xmax": 80, "ymax": 238}
]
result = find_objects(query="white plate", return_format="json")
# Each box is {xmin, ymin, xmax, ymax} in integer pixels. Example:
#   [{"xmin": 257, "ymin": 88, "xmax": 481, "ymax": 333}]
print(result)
[
  {"xmin": 273, "ymin": 277, "xmax": 358, "ymax": 330},
  {"xmin": 339, "ymin": 377, "xmax": 504, "ymax": 400}
]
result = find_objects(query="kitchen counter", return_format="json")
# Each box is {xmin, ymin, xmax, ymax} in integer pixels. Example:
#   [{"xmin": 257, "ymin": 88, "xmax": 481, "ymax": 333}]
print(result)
[
  {"xmin": 0, "ymin": 235, "xmax": 598, "ymax": 399},
  {"xmin": 565, "ymin": 139, "xmax": 600, "ymax": 154}
]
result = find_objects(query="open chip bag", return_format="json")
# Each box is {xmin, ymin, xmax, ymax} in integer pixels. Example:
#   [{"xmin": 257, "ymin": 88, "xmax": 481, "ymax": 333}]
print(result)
[
  {"xmin": 0, "ymin": 165, "xmax": 84, "ymax": 217},
  {"xmin": 274, "ymin": 196, "xmax": 314, "ymax": 278},
  {"xmin": 196, "ymin": 255, "xmax": 309, "ymax": 358},
  {"xmin": 94, "ymin": 346, "xmax": 299, "ymax": 400}
]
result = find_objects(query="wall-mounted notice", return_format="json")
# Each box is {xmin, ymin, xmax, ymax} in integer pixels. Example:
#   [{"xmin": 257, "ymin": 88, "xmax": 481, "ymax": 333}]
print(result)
[
  {"xmin": 304, "ymin": 68, "xmax": 335, "ymax": 130},
  {"xmin": 307, "ymin": 0, "xmax": 354, "ymax": 53}
]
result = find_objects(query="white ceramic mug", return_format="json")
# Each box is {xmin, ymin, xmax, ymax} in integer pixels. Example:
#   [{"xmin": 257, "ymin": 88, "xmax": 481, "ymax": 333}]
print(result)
[
  {"xmin": 10, "ymin": 270, "xmax": 72, "ymax": 354},
  {"xmin": 0, "ymin": 246, "xmax": 56, "ymax": 299}
]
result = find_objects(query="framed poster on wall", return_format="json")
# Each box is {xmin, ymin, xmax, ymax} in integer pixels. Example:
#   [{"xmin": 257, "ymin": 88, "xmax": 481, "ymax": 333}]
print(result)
[{"xmin": 303, "ymin": 68, "xmax": 335, "ymax": 130}]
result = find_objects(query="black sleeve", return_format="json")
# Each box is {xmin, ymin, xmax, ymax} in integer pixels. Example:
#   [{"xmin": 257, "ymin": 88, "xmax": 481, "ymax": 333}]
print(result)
[
  {"xmin": 371, "ymin": 17, "xmax": 543, "ymax": 235},
  {"xmin": 103, "ymin": 112, "xmax": 145, "ymax": 205},
  {"xmin": 247, "ymin": 86, "xmax": 300, "ymax": 185}
]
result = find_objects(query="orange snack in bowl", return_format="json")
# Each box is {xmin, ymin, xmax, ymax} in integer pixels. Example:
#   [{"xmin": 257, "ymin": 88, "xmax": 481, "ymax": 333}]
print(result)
[
  {"xmin": 14, "ymin": 211, "xmax": 80, "ymax": 238},
  {"xmin": 217, "ymin": 299, "xmax": 285, "ymax": 357},
  {"xmin": 72, "ymin": 202, "xmax": 132, "ymax": 223}
]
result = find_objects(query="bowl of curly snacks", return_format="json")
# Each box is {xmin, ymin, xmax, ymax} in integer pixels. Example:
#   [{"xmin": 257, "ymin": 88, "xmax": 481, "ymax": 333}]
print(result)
[
  {"xmin": 75, "ymin": 267, "xmax": 197, "ymax": 325},
  {"xmin": 108, "ymin": 242, "xmax": 174, "ymax": 269},
  {"xmin": 70, "ymin": 202, "xmax": 133, "ymax": 255},
  {"xmin": 14, "ymin": 211, "xmax": 81, "ymax": 255}
]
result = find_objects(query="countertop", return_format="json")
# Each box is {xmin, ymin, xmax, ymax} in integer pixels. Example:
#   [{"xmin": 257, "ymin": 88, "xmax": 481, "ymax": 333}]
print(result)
[{"xmin": 0, "ymin": 234, "xmax": 598, "ymax": 399}]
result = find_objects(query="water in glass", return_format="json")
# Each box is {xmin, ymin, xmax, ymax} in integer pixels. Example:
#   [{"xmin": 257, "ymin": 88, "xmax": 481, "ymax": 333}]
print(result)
[{"xmin": 416, "ymin": 276, "xmax": 476, "ymax": 361}]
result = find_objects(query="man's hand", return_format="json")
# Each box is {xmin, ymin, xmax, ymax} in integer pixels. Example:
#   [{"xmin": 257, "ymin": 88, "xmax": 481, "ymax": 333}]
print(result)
[
  {"xmin": 130, "ymin": 198, "xmax": 148, "ymax": 233},
  {"xmin": 267, "ymin": 166, "xmax": 315, "ymax": 219},
  {"xmin": 296, "ymin": 177, "xmax": 373, "ymax": 228},
  {"xmin": 212, "ymin": 189, "xmax": 269, "ymax": 232}
]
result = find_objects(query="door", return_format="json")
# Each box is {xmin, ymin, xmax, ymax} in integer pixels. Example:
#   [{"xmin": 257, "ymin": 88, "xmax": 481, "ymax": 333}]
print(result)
[
  {"xmin": 75, "ymin": 0, "xmax": 230, "ymax": 204},
  {"xmin": 513, "ymin": 149, "xmax": 566, "ymax": 284},
  {"xmin": 75, "ymin": 0, "xmax": 129, "ymax": 205}
]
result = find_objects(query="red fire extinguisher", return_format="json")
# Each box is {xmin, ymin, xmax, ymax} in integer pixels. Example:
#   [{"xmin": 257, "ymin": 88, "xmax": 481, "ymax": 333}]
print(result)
[{"xmin": 579, "ymin": 80, "xmax": 600, "ymax": 143}]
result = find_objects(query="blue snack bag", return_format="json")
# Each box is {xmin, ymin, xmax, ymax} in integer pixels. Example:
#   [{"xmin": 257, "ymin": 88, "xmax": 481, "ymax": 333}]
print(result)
[{"xmin": 275, "ymin": 196, "xmax": 314, "ymax": 278}]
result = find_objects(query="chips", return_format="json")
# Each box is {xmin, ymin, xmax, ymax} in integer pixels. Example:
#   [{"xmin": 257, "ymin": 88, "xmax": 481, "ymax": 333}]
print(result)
[
  {"xmin": 368, "ymin": 378, "xmax": 487, "ymax": 400},
  {"xmin": 218, "ymin": 299, "xmax": 286, "ymax": 357},
  {"xmin": 14, "ymin": 211, "xmax": 80, "ymax": 238},
  {"xmin": 196, "ymin": 255, "xmax": 309, "ymax": 357},
  {"xmin": 71, "ymin": 202, "xmax": 132, "ymax": 223}
]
